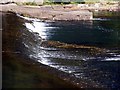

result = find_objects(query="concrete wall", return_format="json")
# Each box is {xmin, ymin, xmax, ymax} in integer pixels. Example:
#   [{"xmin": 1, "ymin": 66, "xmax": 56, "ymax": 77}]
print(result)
[{"xmin": 0, "ymin": 0, "xmax": 43, "ymax": 4}]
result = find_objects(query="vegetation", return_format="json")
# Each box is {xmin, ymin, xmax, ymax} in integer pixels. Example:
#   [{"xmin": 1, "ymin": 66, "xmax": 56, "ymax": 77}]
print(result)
[
  {"xmin": 43, "ymin": 0, "xmax": 119, "ymax": 5},
  {"xmin": 15, "ymin": 0, "xmax": 119, "ymax": 5},
  {"xmin": 44, "ymin": 0, "xmax": 85, "ymax": 4},
  {"xmin": 22, "ymin": 2, "xmax": 38, "ymax": 6}
]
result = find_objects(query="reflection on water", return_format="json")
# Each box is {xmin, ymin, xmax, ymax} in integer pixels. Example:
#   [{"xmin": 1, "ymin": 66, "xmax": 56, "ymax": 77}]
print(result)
[{"xmin": 3, "ymin": 12, "xmax": 120, "ymax": 88}]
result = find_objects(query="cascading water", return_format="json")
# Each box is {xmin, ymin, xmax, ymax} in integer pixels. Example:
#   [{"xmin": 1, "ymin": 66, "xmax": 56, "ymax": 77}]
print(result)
[{"xmin": 16, "ymin": 13, "xmax": 120, "ymax": 88}]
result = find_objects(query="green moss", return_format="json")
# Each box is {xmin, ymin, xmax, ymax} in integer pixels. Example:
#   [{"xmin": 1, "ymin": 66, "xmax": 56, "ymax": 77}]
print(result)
[
  {"xmin": 22, "ymin": 2, "xmax": 38, "ymax": 6},
  {"xmin": 93, "ymin": 11, "xmax": 120, "ymax": 17}
]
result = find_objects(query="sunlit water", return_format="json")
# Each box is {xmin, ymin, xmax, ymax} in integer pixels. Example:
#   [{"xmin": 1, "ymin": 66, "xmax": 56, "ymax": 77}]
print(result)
[{"xmin": 3, "ymin": 13, "xmax": 120, "ymax": 88}]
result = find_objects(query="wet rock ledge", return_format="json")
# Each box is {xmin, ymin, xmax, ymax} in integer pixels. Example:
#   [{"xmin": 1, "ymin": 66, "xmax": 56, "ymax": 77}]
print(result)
[{"xmin": 0, "ymin": 3, "xmax": 93, "ymax": 21}]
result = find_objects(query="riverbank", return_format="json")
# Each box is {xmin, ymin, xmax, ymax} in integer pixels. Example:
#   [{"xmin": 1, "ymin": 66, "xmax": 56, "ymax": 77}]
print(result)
[
  {"xmin": 3, "ymin": 52, "xmax": 80, "ymax": 88},
  {"xmin": 0, "ymin": 3, "xmax": 93, "ymax": 21},
  {"xmin": 1, "ymin": 3, "xmax": 120, "ymax": 21}
]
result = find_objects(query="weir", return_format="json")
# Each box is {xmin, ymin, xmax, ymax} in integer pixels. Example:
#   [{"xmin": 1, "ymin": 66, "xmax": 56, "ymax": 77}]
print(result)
[{"xmin": 2, "ymin": 10, "xmax": 120, "ymax": 88}]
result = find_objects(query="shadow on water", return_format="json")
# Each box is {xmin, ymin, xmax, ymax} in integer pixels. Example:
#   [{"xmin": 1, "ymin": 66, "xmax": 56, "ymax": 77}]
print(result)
[{"xmin": 2, "ymin": 11, "xmax": 120, "ymax": 88}]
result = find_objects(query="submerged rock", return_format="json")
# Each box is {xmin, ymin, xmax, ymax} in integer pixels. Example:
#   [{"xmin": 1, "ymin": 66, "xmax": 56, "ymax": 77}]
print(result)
[{"xmin": 41, "ymin": 40, "xmax": 107, "ymax": 55}]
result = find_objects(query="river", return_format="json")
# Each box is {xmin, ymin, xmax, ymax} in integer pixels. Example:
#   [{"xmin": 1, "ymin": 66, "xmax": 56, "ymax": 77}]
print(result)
[{"xmin": 2, "ymin": 11, "xmax": 120, "ymax": 88}]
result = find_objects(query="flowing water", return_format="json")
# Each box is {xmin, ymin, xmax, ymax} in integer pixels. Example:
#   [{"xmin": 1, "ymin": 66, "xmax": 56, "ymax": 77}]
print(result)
[{"xmin": 2, "ymin": 12, "xmax": 120, "ymax": 88}]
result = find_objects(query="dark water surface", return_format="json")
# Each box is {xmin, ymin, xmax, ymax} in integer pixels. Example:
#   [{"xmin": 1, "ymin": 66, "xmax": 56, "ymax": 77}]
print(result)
[{"xmin": 2, "ymin": 12, "xmax": 120, "ymax": 88}]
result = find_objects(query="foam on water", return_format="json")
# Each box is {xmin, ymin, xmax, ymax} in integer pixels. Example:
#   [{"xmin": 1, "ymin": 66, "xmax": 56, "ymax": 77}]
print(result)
[
  {"xmin": 17, "ymin": 14, "xmax": 57, "ymax": 39},
  {"xmin": 93, "ymin": 18, "xmax": 110, "ymax": 21},
  {"xmin": 17, "ymin": 14, "xmax": 41, "ymax": 21},
  {"xmin": 24, "ymin": 22, "xmax": 56, "ymax": 39},
  {"xmin": 104, "ymin": 57, "xmax": 120, "ymax": 61}
]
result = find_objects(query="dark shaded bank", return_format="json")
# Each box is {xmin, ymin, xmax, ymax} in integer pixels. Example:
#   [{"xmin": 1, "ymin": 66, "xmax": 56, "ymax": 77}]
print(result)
[
  {"xmin": 2, "ymin": 51, "xmax": 79, "ymax": 88},
  {"xmin": 2, "ymin": 12, "xmax": 79, "ymax": 88}
]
